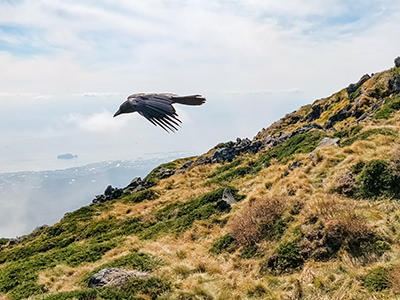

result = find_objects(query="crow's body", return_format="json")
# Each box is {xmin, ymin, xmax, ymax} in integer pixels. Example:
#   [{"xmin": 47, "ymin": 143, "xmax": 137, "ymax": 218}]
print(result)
[{"xmin": 114, "ymin": 93, "xmax": 206, "ymax": 132}]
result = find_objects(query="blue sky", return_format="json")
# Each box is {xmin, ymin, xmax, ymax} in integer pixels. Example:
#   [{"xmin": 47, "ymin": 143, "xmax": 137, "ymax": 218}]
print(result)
[{"xmin": 0, "ymin": 0, "xmax": 400, "ymax": 172}]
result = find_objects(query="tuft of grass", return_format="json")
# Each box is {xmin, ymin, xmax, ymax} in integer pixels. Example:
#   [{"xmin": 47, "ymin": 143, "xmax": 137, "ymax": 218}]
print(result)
[
  {"xmin": 363, "ymin": 267, "xmax": 390, "ymax": 292},
  {"xmin": 210, "ymin": 234, "xmax": 237, "ymax": 254},
  {"xmin": 341, "ymin": 128, "xmax": 395, "ymax": 146}
]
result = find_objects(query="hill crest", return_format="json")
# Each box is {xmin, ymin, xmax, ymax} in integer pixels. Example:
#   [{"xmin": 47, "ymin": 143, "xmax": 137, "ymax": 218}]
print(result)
[{"xmin": 1, "ymin": 57, "xmax": 400, "ymax": 300}]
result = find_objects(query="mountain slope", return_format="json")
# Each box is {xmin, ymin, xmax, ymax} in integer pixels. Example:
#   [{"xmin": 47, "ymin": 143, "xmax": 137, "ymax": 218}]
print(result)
[{"xmin": 1, "ymin": 58, "xmax": 400, "ymax": 300}]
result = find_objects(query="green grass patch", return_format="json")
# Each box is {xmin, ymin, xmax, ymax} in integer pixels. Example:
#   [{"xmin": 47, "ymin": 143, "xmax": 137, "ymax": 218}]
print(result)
[
  {"xmin": 139, "ymin": 187, "xmax": 244, "ymax": 239},
  {"xmin": 375, "ymin": 94, "xmax": 400, "ymax": 119},
  {"xmin": 210, "ymin": 234, "xmax": 237, "ymax": 254},
  {"xmin": 356, "ymin": 160, "xmax": 400, "ymax": 199},
  {"xmin": 121, "ymin": 189, "xmax": 158, "ymax": 204}
]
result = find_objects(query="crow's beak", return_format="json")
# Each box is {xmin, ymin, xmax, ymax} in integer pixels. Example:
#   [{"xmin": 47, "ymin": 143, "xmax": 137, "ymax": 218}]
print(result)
[{"xmin": 113, "ymin": 109, "xmax": 122, "ymax": 117}]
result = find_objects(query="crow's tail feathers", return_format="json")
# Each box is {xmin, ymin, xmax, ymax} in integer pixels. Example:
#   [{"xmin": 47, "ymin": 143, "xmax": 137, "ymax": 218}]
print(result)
[{"xmin": 171, "ymin": 95, "xmax": 206, "ymax": 106}]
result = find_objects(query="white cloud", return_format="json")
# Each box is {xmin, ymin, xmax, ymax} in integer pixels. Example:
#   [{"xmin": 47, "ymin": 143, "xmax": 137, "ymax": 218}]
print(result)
[{"xmin": 65, "ymin": 111, "xmax": 131, "ymax": 133}]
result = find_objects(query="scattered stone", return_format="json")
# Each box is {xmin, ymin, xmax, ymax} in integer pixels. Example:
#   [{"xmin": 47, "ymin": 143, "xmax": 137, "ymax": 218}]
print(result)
[
  {"xmin": 157, "ymin": 168, "xmax": 175, "ymax": 180},
  {"xmin": 211, "ymin": 147, "xmax": 236, "ymax": 163},
  {"xmin": 317, "ymin": 137, "xmax": 340, "ymax": 148},
  {"xmin": 194, "ymin": 156, "xmax": 212, "ymax": 165},
  {"xmin": 175, "ymin": 160, "xmax": 194, "ymax": 174},
  {"xmin": 289, "ymin": 161, "xmax": 303, "ymax": 170},
  {"xmin": 88, "ymin": 267, "xmax": 149, "ymax": 288}
]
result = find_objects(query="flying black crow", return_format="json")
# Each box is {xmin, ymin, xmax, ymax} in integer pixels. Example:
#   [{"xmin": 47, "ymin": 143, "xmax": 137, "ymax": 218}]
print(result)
[{"xmin": 113, "ymin": 93, "xmax": 206, "ymax": 132}]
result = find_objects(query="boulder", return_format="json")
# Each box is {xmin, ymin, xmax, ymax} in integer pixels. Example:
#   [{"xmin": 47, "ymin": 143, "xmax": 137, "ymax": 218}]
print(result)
[
  {"xmin": 88, "ymin": 267, "xmax": 149, "ymax": 288},
  {"xmin": 211, "ymin": 147, "xmax": 236, "ymax": 163},
  {"xmin": 222, "ymin": 187, "xmax": 236, "ymax": 205},
  {"xmin": 395, "ymin": 56, "xmax": 400, "ymax": 68},
  {"xmin": 317, "ymin": 137, "xmax": 340, "ymax": 148}
]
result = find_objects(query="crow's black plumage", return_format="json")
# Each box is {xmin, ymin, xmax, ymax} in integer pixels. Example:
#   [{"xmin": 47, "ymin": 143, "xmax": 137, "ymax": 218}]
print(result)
[{"xmin": 113, "ymin": 93, "xmax": 206, "ymax": 132}]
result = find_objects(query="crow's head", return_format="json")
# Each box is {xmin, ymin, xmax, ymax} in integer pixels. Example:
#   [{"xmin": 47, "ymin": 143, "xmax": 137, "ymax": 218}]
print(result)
[{"xmin": 113, "ymin": 100, "xmax": 136, "ymax": 117}]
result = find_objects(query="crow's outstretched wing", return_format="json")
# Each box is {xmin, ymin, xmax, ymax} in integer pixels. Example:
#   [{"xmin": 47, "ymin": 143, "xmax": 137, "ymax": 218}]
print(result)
[{"xmin": 135, "ymin": 94, "xmax": 182, "ymax": 132}]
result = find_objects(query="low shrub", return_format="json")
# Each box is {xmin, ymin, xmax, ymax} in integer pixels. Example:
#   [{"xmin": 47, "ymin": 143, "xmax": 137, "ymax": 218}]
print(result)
[
  {"xmin": 363, "ymin": 267, "xmax": 390, "ymax": 292},
  {"xmin": 229, "ymin": 196, "xmax": 286, "ymax": 247},
  {"xmin": 263, "ymin": 242, "xmax": 303, "ymax": 274},
  {"xmin": 356, "ymin": 160, "xmax": 399, "ymax": 199}
]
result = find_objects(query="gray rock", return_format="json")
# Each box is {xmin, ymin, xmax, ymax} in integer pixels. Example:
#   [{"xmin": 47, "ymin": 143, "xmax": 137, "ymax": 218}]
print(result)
[
  {"xmin": 305, "ymin": 105, "xmax": 323, "ymax": 122},
  {"xmin": 211, "ymin": 147, "xmax": 236, "ymax": 163},
  {"xmin": 317, "ymin": 137, "xmax": 340, "ymax": 148},
  {"xmin": 92, "ymin": 185, "xmax": 123, "ymax": 204},
  {"xmin": 222, "ymin": 187, "xmax": 236, "ymax": 205},
  {"xmin": 88, "ymin": 267, "xmax": 149, "ymax": 288},
  {"xmin": 124, "ymin": 177, "xmax": 153, "ymax": 193},
  {"xmin": 389, "ymin": 75, "xmax": 400, "ymax": 94},
  {"xmin": 194, "ymin": 156, "xmax": 212, "ymax": 165},
  {"xmin": 395, "ymin": 56, "xmax": 400, "ymax": 68}
]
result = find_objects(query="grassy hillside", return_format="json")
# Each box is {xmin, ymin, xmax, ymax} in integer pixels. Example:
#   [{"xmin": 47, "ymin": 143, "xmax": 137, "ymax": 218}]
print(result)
[{"xmin": 2, "ymin": 59, "xmax": 400, "ymax": 300}]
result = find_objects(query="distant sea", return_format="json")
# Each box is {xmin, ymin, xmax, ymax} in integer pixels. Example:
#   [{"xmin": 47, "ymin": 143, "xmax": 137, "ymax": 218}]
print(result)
[{"xmin": 0, "ymin": 153, "xmax": 189, "ymax": 238}]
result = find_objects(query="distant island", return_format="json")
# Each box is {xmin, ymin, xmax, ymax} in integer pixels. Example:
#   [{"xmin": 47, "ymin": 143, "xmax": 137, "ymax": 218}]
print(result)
[{"xmin": 57, "ymin": 153, "xmax": 78, "ymax": 160}]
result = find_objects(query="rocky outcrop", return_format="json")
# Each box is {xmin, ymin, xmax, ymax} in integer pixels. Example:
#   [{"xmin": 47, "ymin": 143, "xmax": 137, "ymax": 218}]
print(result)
[
  {"xmin": 389, "ymin": 75, "xmax": 400, "ymax": 95},
  {"xmin": 195, "ymin": 138, "xmax": 262, "ymax": 165},
  {"xmin": 92, "ymin": 177, "xmax": 153, "ymax": 204},
  {"xmin": 346, "ymin": 74, "xmax": 371, "ymax": 96},
  {"xmin": 88, "ymin": 268, "xmax": 149, "ymax": 288}
]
